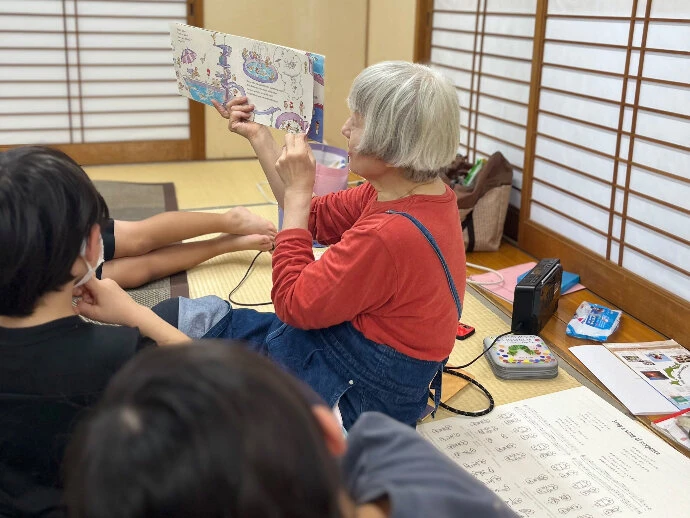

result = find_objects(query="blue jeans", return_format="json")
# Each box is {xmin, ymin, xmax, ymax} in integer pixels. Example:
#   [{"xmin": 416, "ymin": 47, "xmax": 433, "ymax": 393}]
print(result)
[
  {"xmin": 166, "ymin": 295, "xmax": 444, "ymax": 430},
  {"xmin": 160, "ymin": 210, "xmax": 460, "ymax": 429}
]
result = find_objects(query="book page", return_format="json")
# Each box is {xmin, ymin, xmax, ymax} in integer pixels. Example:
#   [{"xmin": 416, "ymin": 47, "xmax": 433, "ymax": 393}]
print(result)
[
  {"xmin": 606, "ymin": 340, "xmax": 690, "ymax": 411},
  {"xmin": 170, "ymin": 23, "xmax": 321, "ymax": 140},
  {"xmin": 570, "ymin": 344, "xmax": 678, "ymax": 415},
  {"xmin": 419, "ymin": 386, "xmax": 690, "ymax": 518}
]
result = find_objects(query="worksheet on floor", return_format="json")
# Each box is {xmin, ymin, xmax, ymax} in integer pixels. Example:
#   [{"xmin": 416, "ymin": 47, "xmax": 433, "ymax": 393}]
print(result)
[{"xmin": 418, "ymin": 386, "xmax": 690, "ymax": 518}]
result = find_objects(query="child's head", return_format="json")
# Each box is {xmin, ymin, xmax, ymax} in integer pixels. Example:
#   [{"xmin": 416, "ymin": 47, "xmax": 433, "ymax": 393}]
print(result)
[
  {"xmin": 64, "ymin": 341, "xmax": 346, "ymax": 518},
  {"xmin": 0, "ymin": 146, "xmax": 108, "ymax": 317}
]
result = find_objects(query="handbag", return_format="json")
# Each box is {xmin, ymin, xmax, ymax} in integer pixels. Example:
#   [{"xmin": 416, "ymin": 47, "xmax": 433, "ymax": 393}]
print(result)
[{"xmin": 441, "ymin": 152, "xmax": 513, "ymax": 252}]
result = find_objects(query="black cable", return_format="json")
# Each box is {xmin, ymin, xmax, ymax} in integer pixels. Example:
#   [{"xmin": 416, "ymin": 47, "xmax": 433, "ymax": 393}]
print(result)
[
  {"xmin": 430, "ymin": 327, "xmax": 522, "ymax": 417},
  {"xmin": 227, "ymin": 251, "xmax": 273, "ymax": 307},
  {"xmin": 445, "ymin": 330, "xmax": 514, "ymax": 370},
  {"xmin": 437, "ymin": 369, "xmax": 495, "ymax": 417}
]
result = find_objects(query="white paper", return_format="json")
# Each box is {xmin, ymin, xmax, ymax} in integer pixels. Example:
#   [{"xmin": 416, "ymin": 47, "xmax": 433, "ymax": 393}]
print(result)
[
  {"xmin": 170, "ymin": 23, "xmax": 325, "ymax": 141},
  {"xmin": 570, "ymin": 344, "xmax": 678, "ymax": 415},
  {"xmin": 419, "ymin": 386, "xmax": 690, "ymax": 518}
]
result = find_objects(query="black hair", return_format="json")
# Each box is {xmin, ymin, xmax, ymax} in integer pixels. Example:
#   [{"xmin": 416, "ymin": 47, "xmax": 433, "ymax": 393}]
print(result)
[
  {"xmin": 0, "ymin": 146, "xmax": 109, "ymax": 316},
  {"xmin": 64, "ymin": 341, "xmax": 344, "ymax": 518}
]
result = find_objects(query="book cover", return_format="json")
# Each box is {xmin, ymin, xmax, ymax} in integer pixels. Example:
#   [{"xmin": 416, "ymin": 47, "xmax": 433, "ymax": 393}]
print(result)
[{"xmin": 170, "ymin": 23, "xmax": 325, "ymax": 142}]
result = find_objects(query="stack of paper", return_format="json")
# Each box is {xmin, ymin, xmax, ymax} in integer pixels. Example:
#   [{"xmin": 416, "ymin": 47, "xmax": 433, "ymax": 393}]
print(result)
[{"xmin": 653, "ymin": 409, "xmax": 690, "ymax": 451}]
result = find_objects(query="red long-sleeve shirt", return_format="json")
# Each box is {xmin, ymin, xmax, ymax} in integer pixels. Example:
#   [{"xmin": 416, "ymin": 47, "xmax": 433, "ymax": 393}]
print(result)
[{"xmin": 271, "ymin": 182, "xmax": 466, "ymax": 361}]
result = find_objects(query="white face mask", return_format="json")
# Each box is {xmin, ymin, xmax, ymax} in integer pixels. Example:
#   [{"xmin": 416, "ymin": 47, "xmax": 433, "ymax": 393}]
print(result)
[{"xmin": 74, "ymin": 235, "xmax": 105, "ymax": 287}]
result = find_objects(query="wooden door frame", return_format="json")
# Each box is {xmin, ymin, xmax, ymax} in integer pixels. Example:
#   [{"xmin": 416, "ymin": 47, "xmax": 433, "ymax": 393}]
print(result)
[
  {"xmin": 414, "ymin": 0, "xmax": 434, "ymax": 62},
  {"xmin": 414, "ymin": 0, "xmax": 690, "ymax": 340},
  {"xmin": 519, "ymin": 0, "xmax": 690, "ymax": 340}
]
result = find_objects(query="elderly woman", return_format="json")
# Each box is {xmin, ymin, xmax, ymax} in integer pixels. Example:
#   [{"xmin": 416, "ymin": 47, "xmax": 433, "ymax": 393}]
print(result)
[{"xmin": 155, "ymin": 61, "xmax": 466, "ymax": 429}]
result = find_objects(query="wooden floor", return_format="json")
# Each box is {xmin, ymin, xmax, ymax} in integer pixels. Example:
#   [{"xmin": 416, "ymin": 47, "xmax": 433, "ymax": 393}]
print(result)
[{"xmin": 466, "ymin": 242, "xmax": 690, "ymax": 456}]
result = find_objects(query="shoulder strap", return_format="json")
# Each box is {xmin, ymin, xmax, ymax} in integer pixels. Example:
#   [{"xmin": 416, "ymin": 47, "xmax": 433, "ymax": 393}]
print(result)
[
  {"xmin": 387, "ymin": 210, "xmax": 495, "ymax": 418},
  {"xmin": 385, "ymin": 210, "xmax": 462, "ymax": 319}
]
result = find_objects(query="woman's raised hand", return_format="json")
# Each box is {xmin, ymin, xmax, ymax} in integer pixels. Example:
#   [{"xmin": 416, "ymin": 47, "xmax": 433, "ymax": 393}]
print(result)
[
  {"xmin": 275, "ymin": 133, "xmax": 316, "ymax": 195},
  {"xmin": 212, "ymin": 96, "xmax": 265, "ymax": 141}
]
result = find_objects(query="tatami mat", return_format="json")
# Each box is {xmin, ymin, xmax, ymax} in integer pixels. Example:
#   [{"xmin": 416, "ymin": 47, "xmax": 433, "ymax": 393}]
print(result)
[
  {"xmin": 184, "ymin": 205, "xmax": 278, "ymax": 312},
  {"xmin": 181, "ymin": 203, "xmax": 581, "ymax": 420},
  {"xmin": 85, "ymin": 159, "xmax": 272, "ymax": 210}
]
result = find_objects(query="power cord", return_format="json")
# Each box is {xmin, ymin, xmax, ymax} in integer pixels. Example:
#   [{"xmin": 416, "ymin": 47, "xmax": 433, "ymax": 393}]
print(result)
[
  {"xmin": 466, "ymin": 261, "xmax": 505, "ymax": 286},
  {"xmin": 433, "ymin": 328, "xmax": 518, "ymax": 417},
  {"xmin": 227, "ymin": 251, "xmax": 273, "ymax": 307},
  {"xmin": 446, "ymin": 330, "xmax": 514, "ymax": 370}
]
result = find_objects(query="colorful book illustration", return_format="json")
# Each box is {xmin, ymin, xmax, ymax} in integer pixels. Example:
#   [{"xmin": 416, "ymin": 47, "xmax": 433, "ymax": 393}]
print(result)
[
  {"xmin": 169, "ymin": 23, "xmax": 325, "ymax": 142},
  {"xmin": 606, "ymin": 340, "xmax": 690, "ymax": 411},
  {"xmin": 571, "ymin": 340, "xmax": 690, "ymax": 414}
]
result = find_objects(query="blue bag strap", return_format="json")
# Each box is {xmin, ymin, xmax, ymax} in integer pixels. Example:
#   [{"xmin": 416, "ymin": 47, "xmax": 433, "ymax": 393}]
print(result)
[{"xmin": 385, "ymin": 210, "xmax": 462, "ymax": 319}]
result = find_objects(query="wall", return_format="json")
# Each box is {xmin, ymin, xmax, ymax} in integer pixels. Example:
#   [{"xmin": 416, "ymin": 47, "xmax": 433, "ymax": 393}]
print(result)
[
  {"xmin": 204, "ymin": 0, "xmax": 368, "ymax": 158},
  {"xmin": 204, "ymin": 0, "xmax": 418, "ymax": 158},
  {"xmin": 367, "ymin": 0, "xmax": 417, "ymax": 65}
]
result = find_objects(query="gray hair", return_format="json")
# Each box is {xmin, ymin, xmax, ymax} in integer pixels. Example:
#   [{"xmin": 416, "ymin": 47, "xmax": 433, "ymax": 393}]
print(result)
[{"xmin": 347, "ymin": 61, "xmax": 460, "ymax": 182}]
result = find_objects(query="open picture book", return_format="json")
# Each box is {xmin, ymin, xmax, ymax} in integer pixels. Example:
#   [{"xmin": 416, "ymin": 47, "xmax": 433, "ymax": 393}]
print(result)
[
  {"xmin": 571, "ymin": 339, "xmax": 690, "ymax": 415},
  {"xmin": 170, "ymin": 23, "xmax": 325, "ymax": 142}
]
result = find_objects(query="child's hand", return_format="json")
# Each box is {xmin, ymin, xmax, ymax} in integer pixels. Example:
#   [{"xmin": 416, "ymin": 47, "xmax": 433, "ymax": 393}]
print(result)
[
  {"xmin": 212, "ymin": 97, "xmax": 265, "ymax": 141},
  {"xmin": 74, "ymin": 278, "xmax": 141, "ymax": 327}
]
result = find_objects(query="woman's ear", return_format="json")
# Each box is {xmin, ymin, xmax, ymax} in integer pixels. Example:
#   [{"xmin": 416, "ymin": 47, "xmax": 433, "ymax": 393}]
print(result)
[
  {"xmin": 84, "ymin": 224, "xmax": 102, "ymax": 265},
  {"xmin": 312, "ymin": 405, "xmax": 347, "ymax": 457}
]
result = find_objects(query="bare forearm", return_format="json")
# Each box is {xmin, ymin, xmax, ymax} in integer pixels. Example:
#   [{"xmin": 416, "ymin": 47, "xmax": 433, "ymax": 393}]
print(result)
[
  {"xmin": 280, "ymin": 189, "xmax": 312, "ymax": 230},
  {"xmin": 129, "ymin": 306, "xmax": 190, "ymax": 346},
  {"xmin": 250, "ymin": 129, "xmax": 286, "ymax": 206}
]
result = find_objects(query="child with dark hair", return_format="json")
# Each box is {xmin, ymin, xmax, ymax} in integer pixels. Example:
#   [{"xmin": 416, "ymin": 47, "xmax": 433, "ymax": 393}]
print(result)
[
  {"xmin": 64, "ymin": 342, "xmax": 517, "ymax": 518},
  {"xmin": 0, "ymin": 146, "xmax": 189, "ymax": 517}
]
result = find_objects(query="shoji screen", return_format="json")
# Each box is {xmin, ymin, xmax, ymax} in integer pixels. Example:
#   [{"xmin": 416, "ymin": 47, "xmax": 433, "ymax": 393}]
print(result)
[
  {"xmin": 428, "ymin": 0, "xmax": 537, "ymax": 235},
  {"xmin": 0, "ymin": 0, "xmax": 204, "ymax": 164},
  {"xmin": 521, "ymin": 0, "xmax": 690, "ymax": 339}
]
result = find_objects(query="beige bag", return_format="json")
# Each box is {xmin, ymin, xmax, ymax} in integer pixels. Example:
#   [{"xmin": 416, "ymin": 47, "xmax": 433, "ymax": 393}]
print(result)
[{"xmin": 441, "ymin": 152, "xmax": 513, "ymax": 252}]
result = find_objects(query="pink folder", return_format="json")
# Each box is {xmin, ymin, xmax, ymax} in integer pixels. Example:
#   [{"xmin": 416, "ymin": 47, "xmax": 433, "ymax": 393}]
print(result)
[{"xmin": 469, "ymin": 262, "xmax": 585, "ymax": 304}]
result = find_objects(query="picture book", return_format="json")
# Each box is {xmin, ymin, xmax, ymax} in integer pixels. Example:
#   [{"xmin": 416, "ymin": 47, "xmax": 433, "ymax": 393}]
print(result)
[{"xmin": 169, "ymin": 23, "xmax": 325, "ymax": 142}]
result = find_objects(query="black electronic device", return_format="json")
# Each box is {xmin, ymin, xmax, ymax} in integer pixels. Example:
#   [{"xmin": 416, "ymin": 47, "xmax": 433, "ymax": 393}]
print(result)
[{"xmin": 511, "ymin": 258, "xmax": 563, "ymax": 335}]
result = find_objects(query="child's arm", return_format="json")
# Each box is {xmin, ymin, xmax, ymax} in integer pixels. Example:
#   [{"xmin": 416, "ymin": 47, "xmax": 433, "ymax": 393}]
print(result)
[{"xmin": 74, "ymin": 279, "xmax": 189, "ymax": 346}]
